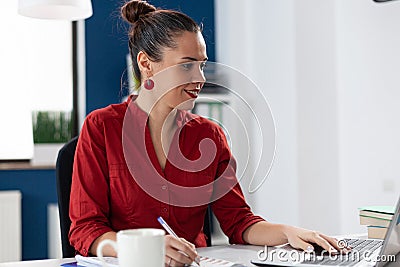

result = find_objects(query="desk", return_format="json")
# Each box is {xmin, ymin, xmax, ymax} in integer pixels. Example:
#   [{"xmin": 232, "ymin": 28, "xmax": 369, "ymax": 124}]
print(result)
[
  {"xmin": 0, "ymin": 245, "xmax": 398, "ymax": 267},
  {"xmin": 0, "ymin": 258, "xmax": 75, "ymax": 267},
  {"xmin": 199, "ymin": 245, "xmax": 400, "ymax": 267}
]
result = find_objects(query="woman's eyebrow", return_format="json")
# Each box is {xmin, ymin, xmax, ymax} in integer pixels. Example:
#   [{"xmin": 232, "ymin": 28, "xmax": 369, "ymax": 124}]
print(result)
[{"xmin": 181, "ymin": 56, "xmax": 208, "ymax": 61}]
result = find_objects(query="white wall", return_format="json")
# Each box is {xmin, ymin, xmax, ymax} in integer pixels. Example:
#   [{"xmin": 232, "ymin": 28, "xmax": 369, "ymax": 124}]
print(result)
[
  {"xmin": 216, "ymin": 0, "xmax": 299, "ymax": 225},
  {"xmin": 295, "ymin": 0, "xmax": 341, "ymax": 235},
  {"xmin": 336, "ymin": 0, "xmax": 400, "ymax": 234},
  {"xmin": 216, "ymin": 0, "xmax": 400, "ymax": 235}
]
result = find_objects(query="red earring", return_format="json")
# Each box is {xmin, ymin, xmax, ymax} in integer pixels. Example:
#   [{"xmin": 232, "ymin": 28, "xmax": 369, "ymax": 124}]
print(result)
[{"xmin": 144, "ymin": 78, "xmax": 154, "ymax": 90}]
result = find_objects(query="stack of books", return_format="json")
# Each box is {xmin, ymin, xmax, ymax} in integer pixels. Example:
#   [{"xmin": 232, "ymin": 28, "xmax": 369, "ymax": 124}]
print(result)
[{"xmin": 359, "ymin": 206, "xmax": 395, "ymax": 239}]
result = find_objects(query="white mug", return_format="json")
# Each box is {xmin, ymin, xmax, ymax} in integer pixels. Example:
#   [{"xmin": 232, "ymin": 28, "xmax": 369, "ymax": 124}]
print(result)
[{"xmin": 97, "ymin": 228, "xmax": 165, "ymax": 267}]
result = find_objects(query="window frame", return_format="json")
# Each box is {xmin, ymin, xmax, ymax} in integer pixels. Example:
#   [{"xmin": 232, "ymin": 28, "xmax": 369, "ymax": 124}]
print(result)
[
  {"xmin": 30, "ymin": 21, "xmax": 85, "ymax": 167},
  {"xmin": 0, "ymin": 16, "xmax": 86, "ymax": 168}
]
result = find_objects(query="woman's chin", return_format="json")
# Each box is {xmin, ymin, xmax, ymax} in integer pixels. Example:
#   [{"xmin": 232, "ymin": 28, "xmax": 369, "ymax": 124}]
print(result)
[{"xmin": 175, "ymin": 99, "xmax": 196, "ymax": 111}]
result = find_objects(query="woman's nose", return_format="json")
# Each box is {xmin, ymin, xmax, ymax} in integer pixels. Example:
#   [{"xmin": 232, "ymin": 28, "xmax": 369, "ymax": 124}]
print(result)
[
  {"xmin": 195, "ymin": 82, "xmax": 203, "ymax": 90},
  {"xmin": 191, "ymin": 64, "xmax": 206, "ymax": 84}
]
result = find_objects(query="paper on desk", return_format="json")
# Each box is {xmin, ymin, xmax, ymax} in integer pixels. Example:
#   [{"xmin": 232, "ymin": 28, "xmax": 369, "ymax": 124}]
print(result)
[
  {"xmin": 75, "ymin": 255, "xmax": 119, "ymax": 267},
  {"xmin": 75, "ymin": 254, "xmax": 244, "ymax": 267},
  {"xmin": 193, "ymin": 256, "xmax": 246, "ymax": 267}
]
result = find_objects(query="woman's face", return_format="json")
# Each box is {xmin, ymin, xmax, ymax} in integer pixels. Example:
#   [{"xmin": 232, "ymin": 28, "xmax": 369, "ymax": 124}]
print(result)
[{"xmin": 150, "ymin": 31, "xmax": 208, "ymax": 111}]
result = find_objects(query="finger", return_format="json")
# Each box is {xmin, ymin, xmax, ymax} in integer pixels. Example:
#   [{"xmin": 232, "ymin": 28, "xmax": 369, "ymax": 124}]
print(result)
[
  {"xmin": 320, "ymin": 234, "xmax": 351, "ymax": 253},
  {"xmin": 167, "ymin": 257, "xmax": 185, "ymax": 267},
  {"xmin": 164, "ymin": 256, "xmax": 172, "ymax": 267},
  {"xmin": 310, "ymin": 233, "xmax": 338, "ymax": 254},
  {"xmin": 169, "ymin": 237, "xmax": 198, "ymax": 260},
  {"xmin": 289, "ymin": 237, "xmax": 316, "ymax": 253},
  {"xmin": 165, "ymin": 236, "xmax": 197, "ymax": 265},
  {"xmin": 166, "ymin": 248, "xmax": 193, "ymax": 265},
  {"xmin": 171, "ymin": 258, "xmax": 185, "ymax": 267},
  {"xmin": 179, "ymin": 239, "xmax": 200, "ymax": 265},
  {"xmin": 180, "ymin": 238, "xmax": 196, "ymax": 250}
]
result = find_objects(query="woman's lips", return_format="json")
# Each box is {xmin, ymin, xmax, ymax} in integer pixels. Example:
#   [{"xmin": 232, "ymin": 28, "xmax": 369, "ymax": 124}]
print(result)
[{"xmin": 184, "ymin": 89, "xmax": 200, "ymax": 98}]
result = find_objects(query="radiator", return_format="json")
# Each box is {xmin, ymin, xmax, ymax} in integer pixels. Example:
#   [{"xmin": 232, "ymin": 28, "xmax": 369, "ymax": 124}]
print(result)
[
  {"xmin": 47, "ymin": 203, "xmax": 62, "ymax": 259},
  {"xmin": 0, "ymin": 190, "xmax": 22, "ymax": 263}
]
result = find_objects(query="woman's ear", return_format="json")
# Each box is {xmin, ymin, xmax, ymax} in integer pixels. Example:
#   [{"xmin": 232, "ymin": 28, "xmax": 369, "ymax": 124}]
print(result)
[{"xmin": 137, "ymin": 51, "xmax": 152, "ymax": 75}]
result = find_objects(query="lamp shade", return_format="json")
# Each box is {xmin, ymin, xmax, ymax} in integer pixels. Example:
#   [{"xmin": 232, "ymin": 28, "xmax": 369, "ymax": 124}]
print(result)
[{"xmin": 18, "ymin": 0, "xmax": 93, "ymax": 21}]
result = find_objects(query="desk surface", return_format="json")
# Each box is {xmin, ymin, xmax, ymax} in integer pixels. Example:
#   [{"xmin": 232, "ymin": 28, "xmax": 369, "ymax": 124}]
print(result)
[
  {"xmin": 0, "ymin": 245, "xmax": 260, "ymax": 267},
  {"xmin": 0, "ymin": 245, "xmax": 398, "ymax": 267}
]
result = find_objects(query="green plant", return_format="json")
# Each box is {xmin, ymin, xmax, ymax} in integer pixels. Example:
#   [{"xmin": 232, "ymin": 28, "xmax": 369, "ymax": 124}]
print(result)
[{"xmin": 32, "ymin": 111, "xmax": 72, "ymax": 143}]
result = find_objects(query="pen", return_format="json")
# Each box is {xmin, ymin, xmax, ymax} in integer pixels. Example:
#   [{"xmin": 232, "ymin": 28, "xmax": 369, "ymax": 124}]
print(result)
[{"xmin": 157, "ymin": 216, "xmax": 201, "ymax": 267}]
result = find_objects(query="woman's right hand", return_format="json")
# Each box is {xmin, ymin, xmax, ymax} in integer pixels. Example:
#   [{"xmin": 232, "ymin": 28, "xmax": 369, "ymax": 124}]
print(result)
[{"xmin": 164, "ymin": 235, "xmax": 198, "ymax": 267}]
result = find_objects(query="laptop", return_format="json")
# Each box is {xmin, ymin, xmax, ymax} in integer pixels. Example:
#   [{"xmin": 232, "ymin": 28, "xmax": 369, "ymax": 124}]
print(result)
[{"xmin": 251, "ymin": 195, "xmax": 400, "ymax": 267}]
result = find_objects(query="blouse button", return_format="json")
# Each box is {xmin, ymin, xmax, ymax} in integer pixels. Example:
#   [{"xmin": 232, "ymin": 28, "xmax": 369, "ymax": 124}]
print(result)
[
  {"xmin": 162, "ymin": 207, "xmax": 168, "ymax": 212},
  {"xmin": 161, "ymin": 185, "xmax": 167, "ymax": 190}
]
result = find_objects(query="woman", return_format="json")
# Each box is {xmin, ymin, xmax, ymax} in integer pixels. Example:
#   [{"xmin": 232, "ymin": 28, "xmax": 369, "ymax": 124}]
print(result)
[{"xmin": 69, "ymin": 1, "xmax": 344, "ymax": 266}]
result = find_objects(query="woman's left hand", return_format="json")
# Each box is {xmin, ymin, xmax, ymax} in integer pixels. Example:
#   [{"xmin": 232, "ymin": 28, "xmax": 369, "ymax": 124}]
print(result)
[{"xmin": 283, "ymin": 225, "xmax": 350, "ymax": 254}]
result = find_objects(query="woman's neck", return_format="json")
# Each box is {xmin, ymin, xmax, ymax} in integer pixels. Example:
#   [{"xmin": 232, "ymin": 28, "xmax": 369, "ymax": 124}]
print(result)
[
  {"xmin": 135, "ymin": 93, "xmax": 178, "ymax": 169},
  {"xmin": 135, "ymin": 93, "xmax": 177, "ymax": 132}
]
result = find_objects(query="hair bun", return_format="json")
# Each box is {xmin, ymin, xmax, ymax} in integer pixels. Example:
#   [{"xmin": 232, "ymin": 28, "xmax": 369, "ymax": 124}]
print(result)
[{"xmin": 121, "ymin": 0, "xmax": 156, "ymax": 24}]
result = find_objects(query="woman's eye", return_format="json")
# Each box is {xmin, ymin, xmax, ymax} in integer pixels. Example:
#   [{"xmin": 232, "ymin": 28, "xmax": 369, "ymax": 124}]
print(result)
[
  {"xmin": 200, "ymin": 62, "xmax": 207, "ymax": 71},
  {"xmin": 181, "ymin": 63, "xmax": 193, "ymax": 70}
]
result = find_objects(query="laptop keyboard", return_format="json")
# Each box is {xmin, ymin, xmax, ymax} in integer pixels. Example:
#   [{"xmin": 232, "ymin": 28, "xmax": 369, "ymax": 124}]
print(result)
[{"xmin": 302, "ymin": 238, "xmax": 383, "ymax": 266}]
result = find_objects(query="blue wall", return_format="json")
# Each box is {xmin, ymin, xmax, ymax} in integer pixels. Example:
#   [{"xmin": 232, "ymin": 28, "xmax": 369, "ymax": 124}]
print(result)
[
  {"xmin": 86, "ymin": 0, "xmax": 215, "ymax": 113},
  {"xmin": 0, "ymin": 169, "xmax": 56, "ymax": 260},
  {"xmin": 0, "ymin": 0, "xmax": 214, "ymax": 260}
]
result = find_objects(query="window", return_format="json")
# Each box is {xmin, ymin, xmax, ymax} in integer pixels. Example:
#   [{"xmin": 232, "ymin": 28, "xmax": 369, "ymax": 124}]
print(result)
[{"xmin": 0, "ymin": 1, "xmax": 73, "ymax": 162}]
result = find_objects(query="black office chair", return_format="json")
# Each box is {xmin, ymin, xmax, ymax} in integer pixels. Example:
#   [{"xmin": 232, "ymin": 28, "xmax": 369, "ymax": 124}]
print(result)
[
  {"xmin": 56, "ymin": 136, "xmax": 78, "ymax": 257},
  {"xmin": 55, "ymin": 137, "xmax": 212, "ymax": 257},
  {"xmin": 203, "ymin": 206, "xmax": 212, "ymax": 246}
]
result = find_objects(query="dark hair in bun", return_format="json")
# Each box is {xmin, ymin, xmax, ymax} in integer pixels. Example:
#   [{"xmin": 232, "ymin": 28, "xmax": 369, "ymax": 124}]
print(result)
[
  {"xmin": 121, "ymin": 0, "xmax": 201, "ymax": 87},
  {"xmin": 121, "ymin": 0, "xmax": 156, "ymax": 24}
]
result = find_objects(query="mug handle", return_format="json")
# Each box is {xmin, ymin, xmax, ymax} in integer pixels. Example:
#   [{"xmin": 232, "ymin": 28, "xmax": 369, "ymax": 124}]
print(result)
[{"xmin": 96, "ymin": 239, "xmax": 118, "ymax": 267}]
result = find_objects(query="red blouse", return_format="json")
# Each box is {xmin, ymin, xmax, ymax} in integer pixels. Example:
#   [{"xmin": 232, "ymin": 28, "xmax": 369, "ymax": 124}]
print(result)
[{"xmin": 69, "ymin": 96, "xmax": 264, "ymax": 256}]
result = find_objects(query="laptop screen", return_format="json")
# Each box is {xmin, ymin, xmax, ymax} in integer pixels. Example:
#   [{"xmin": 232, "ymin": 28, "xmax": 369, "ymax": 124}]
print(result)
[{"xmin": 376, "ymin": 195, "xmax": 400, "ymax": 267}]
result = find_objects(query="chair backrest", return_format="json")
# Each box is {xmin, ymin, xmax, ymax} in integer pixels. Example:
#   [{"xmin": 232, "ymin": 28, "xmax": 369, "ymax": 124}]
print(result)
[
  {"xmin": 204, "ymin": 205, "xmax": 212, "ymax": 246},
  {"xmin": 55, "ymin": 136, "xmax": 78, "ymax": 257},
  {"xmin": 55, "ymin": 136, "xmax": 212, "ymax": 258}
]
